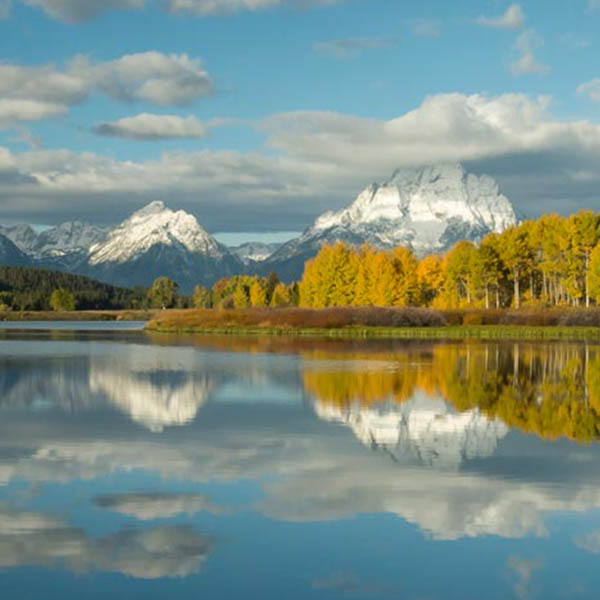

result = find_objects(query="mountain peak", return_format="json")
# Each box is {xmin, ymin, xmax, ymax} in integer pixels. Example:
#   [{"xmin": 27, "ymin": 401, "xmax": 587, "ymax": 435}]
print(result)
[
  {"xmin": 310, "ymin": 163, "xmax": 516, "ymax": 250},
  {"xmin": 259, "ymin": 163, "xmax": 517, "ymax": 281},
  {"xmin": 86, "ymin": 201, "xmax": 242, "ymax": 291},
  {"xmin": 131, "ymin": 200, "xmax": 168, "ymax": 219}
]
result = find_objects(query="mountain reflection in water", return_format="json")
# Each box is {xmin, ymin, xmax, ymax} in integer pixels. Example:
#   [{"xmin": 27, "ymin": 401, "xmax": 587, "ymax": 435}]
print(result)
[{"xmin": 2, "ymin": 333, "xmax": 600, "ymax": 599}]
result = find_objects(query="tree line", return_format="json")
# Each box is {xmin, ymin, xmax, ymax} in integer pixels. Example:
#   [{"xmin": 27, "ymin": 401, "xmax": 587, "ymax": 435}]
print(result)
[
  {"xmin": 304, "ymin": 342, "xmax": 600, "ymax": 443},
  {"xmin": 0, "ymin": 266, "xmax": 140, "ymax": 311},
  {"xmin": 298, "ymin": 210, "xmax": 600, "ymax": 309}
]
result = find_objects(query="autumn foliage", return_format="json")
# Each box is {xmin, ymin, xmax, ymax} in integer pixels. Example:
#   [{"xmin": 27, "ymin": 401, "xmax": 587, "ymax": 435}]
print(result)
[{"xmin": 299, "ymin": 210, "xmax": 600, "ymax": 310}]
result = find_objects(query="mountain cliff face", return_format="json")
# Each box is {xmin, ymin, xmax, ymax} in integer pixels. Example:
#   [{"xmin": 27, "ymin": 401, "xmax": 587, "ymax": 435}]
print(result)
[
  {"xmin": 86, "ymin": 201, "xmax": 242, "ymax": 292},
  {"xmin": 261, "ymin": 163, "xmax": 517, "ymax": 281}
]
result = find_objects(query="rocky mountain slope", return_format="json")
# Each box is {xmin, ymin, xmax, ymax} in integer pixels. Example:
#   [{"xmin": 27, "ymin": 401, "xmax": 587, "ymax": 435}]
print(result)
[
  {"xmin": 86, "ymin": 201, "xmax": 242, "ymax": 292},
  {"xmin": 260, "ymin": 163, "xmax": 517, "ymax": 281},
  {"xmin": 230, "ymin": 242, "xmax": 281, "ymax": 264}
]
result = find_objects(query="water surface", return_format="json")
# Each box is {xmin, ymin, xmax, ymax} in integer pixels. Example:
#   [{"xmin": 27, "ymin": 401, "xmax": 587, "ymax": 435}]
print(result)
[{"xmin": 1, "ymin": 330, "xmax": 599, "ymax": 599}]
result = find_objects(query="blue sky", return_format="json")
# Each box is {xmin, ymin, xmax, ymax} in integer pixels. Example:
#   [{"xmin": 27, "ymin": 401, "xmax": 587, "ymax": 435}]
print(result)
[{"xmin": 1, "ymin": 0, "xmax": 600, "ymax": 239}]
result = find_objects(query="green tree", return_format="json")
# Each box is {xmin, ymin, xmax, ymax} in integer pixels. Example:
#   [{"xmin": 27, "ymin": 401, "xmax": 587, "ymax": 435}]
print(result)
[
  {"xmin": 148, "ymin": 277, "xmax": 178, "ymax": 309},
  {"xmin": 50, "ymin": 288, "xmax": 76, "ymax": 311}
]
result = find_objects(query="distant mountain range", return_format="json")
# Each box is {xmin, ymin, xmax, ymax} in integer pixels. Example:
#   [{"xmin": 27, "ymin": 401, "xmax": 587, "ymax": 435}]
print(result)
[{"xmin": 0, "ymin": 163, "xmax": 517, "ymax": 290}]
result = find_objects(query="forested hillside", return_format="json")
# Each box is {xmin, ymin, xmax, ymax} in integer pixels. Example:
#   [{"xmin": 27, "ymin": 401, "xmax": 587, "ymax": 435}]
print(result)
[{"xmin": 0, "ymin": 266, "xmax": 140, "ymax": 310}]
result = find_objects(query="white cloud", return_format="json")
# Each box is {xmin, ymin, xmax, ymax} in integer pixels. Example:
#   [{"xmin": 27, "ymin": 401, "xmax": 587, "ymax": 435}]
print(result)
[
  {"xmin": 4, "ymin": 92, "xmax": 600, "ymax": 228},
  {"xmin": 510, "ymin": 30, "xmax": 549, "ymax": 76},
  {"xmin": 0, "ymin": 506, "xmax": 213, "ymax": 578},
  {"xmin": 94, "ymin": 492, "xmax": 225, "ymax": 519},
  {"xmin": 0, "ymin": 52, "xmax": 214, "ymax": 127},
  {"xmin": 94, "ymin": 113, "xmax": 209, "ymax": 140},
  {"xmin": 477, "ymin": 3, "xmax": 525, "ymax": 29},
  {"xmin": 86, "ymin": 52, "xmax": 214, "ymax": 106},
  {"xmin": 313, "ymin": 36, "xmax": 393, "ymax": 59},
  {"xmin": 578, "ymin": 79, "xmax": 600, "ymax": 102},
  {"xmin": 19, "ymin": 0, "xmax": 145, "ymax": 22},
  {"xmin": 0, "ymin": 99, "xmax": 68, "ymax": 123}
]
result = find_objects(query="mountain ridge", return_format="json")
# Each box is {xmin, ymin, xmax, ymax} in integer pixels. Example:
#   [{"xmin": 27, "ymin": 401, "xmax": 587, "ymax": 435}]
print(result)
[{"xmin": 0, "ymin": 163, "xmax": 517, "ymax": 289}]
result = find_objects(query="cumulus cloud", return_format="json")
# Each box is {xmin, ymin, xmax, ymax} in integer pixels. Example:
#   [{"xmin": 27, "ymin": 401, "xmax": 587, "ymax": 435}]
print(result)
[
  {"xmin": 3, "ymin": 92, "xmax": 600, "ymax": 228},
  {"xmin": 19, "ymin": 0, "xmax": 145, "ymax": 22},
  {"xmin": 94, "ymin": 492, "xmax": 226, "ymax": 519},
  {"xmin": 313, "ymin": 36, "xmax": 393, "ymax": 59},
  {"xmin": 0, "ymin": 62, "xmax": 89, "ymax": 124},
  {"xmin": 0, "ymin": 505, "xmax": 213, "ymax": 578},
  {"xmin": 477, "ymin": 3, "xmax": 524, "ymax": 29},
  {"xmin": 0, "ymin": 53, "xmax": 214, "ymax": 127},
  {"xmin": 94, "ymin": 114, "xmax": 209, "ymax": 140},
  {"xmin": 577, "ymin": 79, "xmax": 600, "ymax": 102},
  {"xmin": 510, "ymin": 30, "xmax": 549, "ymax": 76},
  {"xmin": 89, "ymin": 52, "xmax": 213, "ymax": 106}
]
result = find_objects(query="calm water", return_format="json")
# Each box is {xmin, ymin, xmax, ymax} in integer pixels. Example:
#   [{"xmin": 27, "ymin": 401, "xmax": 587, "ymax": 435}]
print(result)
[{"xmin": 1, "ymin": 328, "xmax": 600, "ymax": 599}]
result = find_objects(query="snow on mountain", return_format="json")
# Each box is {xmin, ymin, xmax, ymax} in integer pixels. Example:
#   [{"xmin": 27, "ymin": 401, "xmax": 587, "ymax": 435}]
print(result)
[
  {"xmin": 0, "ymin": 224, "xmax": 38, "ymax": 254},
  {"xmin": 260, "ymin": 163, "xmax": 517, "ymax": 281},
  {"xmin": 230, "ymin": 241, "xmax": 281, "ymax": 264},
  {"xmin": 314, "ymin": 392, "xmax": 508, "ymax": 470},
  {"xmin": 87, "ymin": 201, "xmax": 243, "ymax": 292},
  {"xmin": 33, "ymin": 221, "xmax": 108, "ymax": 259},
  {"xmin": 89, "ymin": 359, "xmax": 212, "ymax": 433}
]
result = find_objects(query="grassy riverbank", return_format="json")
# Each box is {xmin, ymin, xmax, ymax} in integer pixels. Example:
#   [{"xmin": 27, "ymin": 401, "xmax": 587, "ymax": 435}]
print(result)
[
  {"xmin": 146, "ymin": 307, "xmax": 600, "ymax": 340},
  {"xmin": 0, "ymin": 309, "xmax": 158, "ymax": 321}
]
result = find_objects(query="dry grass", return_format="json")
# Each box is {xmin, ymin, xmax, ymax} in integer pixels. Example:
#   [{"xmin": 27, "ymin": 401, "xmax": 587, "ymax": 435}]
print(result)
[
  {"xmin": 147, "ymin": 306, "xmax": 600, "ymax": 337},
  {"xmin": 148, "ymin": 307, "xmax": 448, "ymax": 331}
]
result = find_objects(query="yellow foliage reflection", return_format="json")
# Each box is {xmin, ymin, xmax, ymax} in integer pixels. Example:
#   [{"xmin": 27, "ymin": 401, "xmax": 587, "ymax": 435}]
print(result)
[{"xmin": 303, "ymin": 342, "xmax": 600, "ymax": 443}]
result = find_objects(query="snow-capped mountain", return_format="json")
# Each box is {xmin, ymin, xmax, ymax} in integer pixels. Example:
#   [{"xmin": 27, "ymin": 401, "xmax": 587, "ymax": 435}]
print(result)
[
  {"xmin": 87, "ymin": 201, "xmax": 242, "ymax": 292},
  {"xmin": 260, "ymin": 163, "xmax": 517, "ymax": 281},
  {"xmin": 0, "ymin": 221, "xmax": 107, "ymax": 264},
  {"xmin": 314, "ymin": 393, "xmax": 508, "ymax": 470},
  {"xmin": 230, "ymin": 241, "xmax": 281, "ymax": 264},
  {"xmin": 33, "ymin": 221, "xmax": 108, "ymax": 259},
  {"xmin": 0, "ymin": 224, "xmax": 38, "ymax": 253}
]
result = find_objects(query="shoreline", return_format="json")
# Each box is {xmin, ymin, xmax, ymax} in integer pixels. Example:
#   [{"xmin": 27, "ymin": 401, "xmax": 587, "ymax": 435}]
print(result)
[
  {"xmin": 144, "ymin": 324, "xmax": 600, "ymax": 340},
  {"xmin": 0, "ymin": 309, "xmax": 157, "ymax": 322}
]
